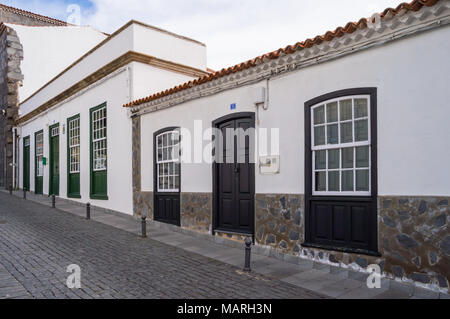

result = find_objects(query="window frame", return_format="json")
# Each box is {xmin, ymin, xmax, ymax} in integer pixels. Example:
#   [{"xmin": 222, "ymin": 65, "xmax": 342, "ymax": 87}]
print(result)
[
  {"xmin": 155, "ymin": 129, "xmax": 180, "ymax": 193},
  {"xmin": 89, "ymin": 103, "xmax": 108, "ymax": 200},
  {"xmin": 311, "ymin": 95, "xmax": 372, "ymax": 197},
  {"xmin": 35, "ymin": 130, "xmax": 44, "ymax": 178},
  {"xmin": 304, "ymin": 88, "xmax": 379, "ymax": 255},
  {"xmin": 91, "ymin": 105, "xmax": 107, "ymax": 172},
  {"xmin": 68, "ymin": 115, "xmax": 81, "ymax": 174}
]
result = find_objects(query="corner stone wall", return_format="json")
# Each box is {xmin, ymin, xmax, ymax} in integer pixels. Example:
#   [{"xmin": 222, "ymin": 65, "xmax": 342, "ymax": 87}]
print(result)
[
  {"xmin": 0, "ymin": 26, "xmax": 23, "ymax": 189},
  {"xmin": 379, "ymin": 196, "xmax": 449, "ymax": 290}
]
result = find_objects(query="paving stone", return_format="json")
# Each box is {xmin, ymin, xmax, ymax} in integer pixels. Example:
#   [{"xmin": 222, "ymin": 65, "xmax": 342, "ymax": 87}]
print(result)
[{"xmin": 0, "ymin": 192, "xmax": 324, "ymax": 299}]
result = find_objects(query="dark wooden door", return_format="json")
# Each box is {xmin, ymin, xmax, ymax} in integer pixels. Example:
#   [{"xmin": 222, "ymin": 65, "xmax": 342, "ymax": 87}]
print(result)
[
  {"xmin": 153, "ymin": 128, "xmax": 181, "ymax": 226},
  {"xmin": 23, "ymin": 137, "xmax": 30, "ymax": 191},
  {"xmin": 49, "ymin": 127, "xmax": 60, "ymax": 196},
  {"xmin": 214, "ymin": 113, "xmax": 255, "ymax": 235}
]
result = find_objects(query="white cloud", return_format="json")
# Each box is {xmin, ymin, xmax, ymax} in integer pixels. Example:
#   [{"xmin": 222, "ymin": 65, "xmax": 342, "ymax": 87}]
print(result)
[
  {"xmin": 4, "ymin": 0, "xmax": 399, "ymax": 70},
  {"xmin": 85, "ymin": 0, "xmax": 397, "ymax": 70}
]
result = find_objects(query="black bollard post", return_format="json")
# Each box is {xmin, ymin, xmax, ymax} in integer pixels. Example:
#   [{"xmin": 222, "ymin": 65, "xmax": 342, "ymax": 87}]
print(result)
[
  {"xmin": 243, "ymin": 237, "xmax": 252, "ymax": 272},
  {"xmin": 141, "ymin": 216, "xmax": 147, "ymax": 238},
  {"xmin": 9, "ymin": 185, "xmax": 13, "ymax": 195},
  {"xmin": 86, "ymin": 203, "xmax": 91, "ymax": 220},
  {"xmin": 23, "ymin": 189, "xmax": 27, "ymax": 200},
  {"xmin": 52, "ymin": 195, "xmax": 56, "ymax": 208}
]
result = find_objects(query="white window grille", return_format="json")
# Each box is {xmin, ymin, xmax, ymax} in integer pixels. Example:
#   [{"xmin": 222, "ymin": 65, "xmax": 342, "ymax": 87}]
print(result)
[
  {"xmin": 311, "ymin": 95, "xmax": 371, "ymax": 196},
  {"xmin": 36, "ymin": 132, "xmax": 44, "ymax": 177},
  {"xmin": 51, "ymin": 126, "xmax": 59, "ymax": 137},
  {"xmin": 92, "ymin": 107, "xmax": 107, "ymax": 171},
  {"xmin": 69, "ymin": 117, "xmax": 80, "ymax": 174},
  {"xmin": 156, "ymin": 130, "xmax": 180, "ymax": 192}
]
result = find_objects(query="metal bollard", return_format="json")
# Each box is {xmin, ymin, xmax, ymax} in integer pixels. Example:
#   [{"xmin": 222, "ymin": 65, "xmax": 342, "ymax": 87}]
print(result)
[
  {"xmin": 9, "ymin": 185, "xmax": 13, "ymax": 195},
  {"xmin": 23, "ymin": 189, "xmax": 27, "ymax": 200},
  {"xmin": 51, "ymin": 195, "xmax": 56, "ymax": 208},
  {"xmin": 243, "ymin": 237, "xmax": 252, "ymax": 272},
  {"xmin": 86, "ymin": 203, "xmax": 91, "ymax": 220},
  {"xmin": 141, "ymin": 216, "xmax": 147, "ymax": 238}
]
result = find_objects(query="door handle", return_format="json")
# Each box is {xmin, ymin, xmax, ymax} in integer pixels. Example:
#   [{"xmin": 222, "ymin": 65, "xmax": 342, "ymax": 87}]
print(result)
[{"xmin": 234, "ymin": 167, "xmax": 240, "ymax": 174}]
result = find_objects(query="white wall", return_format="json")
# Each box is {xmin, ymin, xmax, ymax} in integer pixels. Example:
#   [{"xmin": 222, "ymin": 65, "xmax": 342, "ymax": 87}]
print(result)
[
  {"xmin": 19, "ymin": 21, "xmax": 207, "ymax": 117},
  {"xmin": 132, "ymin": 23, "xmax": 207, "ymax": 71},
  {"xmin": 140, "ymin": 25, "xmax": 450, "ymax": 197},
  {"xmin": 19, "ymin": 68, "xmax": 134, "ymax": 214},
  {"xmin": 131, "ymin": 62, "xmax": 195, "ymax": 101},
  {"xmin": 8, "ymin": 24, "xmax": 107, "ymax": 103}
]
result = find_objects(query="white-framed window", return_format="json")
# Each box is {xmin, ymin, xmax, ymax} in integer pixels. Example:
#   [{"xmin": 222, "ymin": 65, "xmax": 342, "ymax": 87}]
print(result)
[
  {"xmin": 156, "ymin": 130, "xmax": 180, "ymax": 192},
  {"xmin": 92, "ymin": 106, "xmax": 107, "ymax": 171},
  {"xmin": 36, "ymin": 132, "xmax": 44, "ymax": 177},
  {"xmin": 312, "ymin": 95, "xmax": 371, "ymax": 196},
  {"xmin": 69, "ymin": 117, "xmax": 80, "ymax": 174},
  {"xmin": 51, "ymin": 126, "xmax": 59, "ymax": 137}
]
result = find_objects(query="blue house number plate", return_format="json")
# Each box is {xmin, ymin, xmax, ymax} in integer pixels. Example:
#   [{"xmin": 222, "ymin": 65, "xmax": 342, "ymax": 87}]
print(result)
[{"xmin": 230, "ymin": 103, "xmax": 236, "ymax": 110}]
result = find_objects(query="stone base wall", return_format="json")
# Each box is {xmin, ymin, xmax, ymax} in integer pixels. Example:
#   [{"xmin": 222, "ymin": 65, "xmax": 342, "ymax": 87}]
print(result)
[
  {"xmin": 133, "ymin": 191, "xmax": 153, "ymax": 219},
  {"xmin": 181, "ymin": 193, "xmax": 212, "ymax": 234},
  {"xmin": 255, "ymin": 194, "xmax": 304, "ymax": 253},
  {"xmin": 254, "ymin": 193, "xmax": 449, "ymax": 292},
  {"xmin": 379, "ymin": 196, "xmax": 449, "ymax": 290}
]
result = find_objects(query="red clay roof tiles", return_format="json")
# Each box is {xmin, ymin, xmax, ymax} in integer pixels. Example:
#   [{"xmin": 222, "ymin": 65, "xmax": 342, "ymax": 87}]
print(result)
[{"xmin": 124, "ymin": 0, "xmax": 441, "ymax": 109}]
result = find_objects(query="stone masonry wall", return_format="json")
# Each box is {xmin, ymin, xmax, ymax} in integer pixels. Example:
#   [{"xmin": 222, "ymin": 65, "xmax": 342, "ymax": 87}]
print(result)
[
  {"xmin": 181, "ymin": 193, "xmax": 212, "ymax": 234},
  {"xmin": 255, "ymin": 194, "xmax": 449, "ymax": 292},
  {"xmin": 379, "ymin": 196, "xmax": 449, "ymax": 290},
  {"xmin": 0, "ymin": 26, "xmax": 23, "ymax": 189},
  {"xmin": 255, "ymin": 194, "xmax": 304, "ymax": 254}
]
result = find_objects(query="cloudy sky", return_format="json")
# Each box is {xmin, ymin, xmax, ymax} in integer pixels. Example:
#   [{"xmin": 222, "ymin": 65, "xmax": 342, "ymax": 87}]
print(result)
[{"xmin": 3, "ymin": 0, "xmax": 398, "ymax": 70}]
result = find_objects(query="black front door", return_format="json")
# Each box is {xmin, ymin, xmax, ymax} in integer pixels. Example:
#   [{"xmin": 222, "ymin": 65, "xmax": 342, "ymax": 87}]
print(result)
[
  {"xmin": 213, "ymin": 113, "xmax": 255, "ymax": 235},
  {"xmin": 153, "ymin": 127, "xmax": 181, "ymax": 226}
]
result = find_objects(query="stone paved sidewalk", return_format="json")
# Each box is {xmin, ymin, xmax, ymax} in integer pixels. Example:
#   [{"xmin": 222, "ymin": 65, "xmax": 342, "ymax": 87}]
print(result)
[{"xmin": 1, "ymin": 190, "xmax": 448, "ymax": 299}]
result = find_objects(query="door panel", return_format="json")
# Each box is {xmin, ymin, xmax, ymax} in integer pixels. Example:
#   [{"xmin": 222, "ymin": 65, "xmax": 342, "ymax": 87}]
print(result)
[
  {"xmin": 309, "ymin": 200, "xmax": 375, "ymax": 251},
  {"xmin": 23, "ymin": 138, "xmax": 30, "ymax": 191},
  {"xmin": 154, "ymin": 194, "xmax": 180, "ymax": 226},
  {"xmin": 214, "ymin": 114, "xmax": 255, "ymax": 235},
  {"xmin": 50, "ymin": 132, "xmax": 59, "ymax": 196}
]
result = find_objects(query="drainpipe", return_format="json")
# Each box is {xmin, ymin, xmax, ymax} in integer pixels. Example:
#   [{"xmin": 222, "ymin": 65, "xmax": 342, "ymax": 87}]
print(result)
[{"xmin": 126, "ymin": 65, "xmax": 134, "ymax": 118}]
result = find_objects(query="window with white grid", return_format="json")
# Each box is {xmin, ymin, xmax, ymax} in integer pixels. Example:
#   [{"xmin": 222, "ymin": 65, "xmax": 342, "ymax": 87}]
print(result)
[
  {"xmin": 156, "ymin": 130, "xmax": 180, "ymax": 192},
  {"xmin": 36, "ymin": 132, "xmax": 44, "ymax": 177},
  {"xmin": 51, "ymin": 126, "xmax": 59, "ymax": 137},
  {"xmin": 92, "ymin": 106, "xmax": 107, "ymax": 171},
  {"xmin": 69, "ymin": 117, "xmax": 80, "ymax": 174},
  {"xmin": 312, "ymin": 96, "xmax": 371, "ymax": 196}
]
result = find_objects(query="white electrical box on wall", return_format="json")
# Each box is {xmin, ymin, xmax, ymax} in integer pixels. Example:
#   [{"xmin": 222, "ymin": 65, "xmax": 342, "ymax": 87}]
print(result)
[{"xmin": 259, "ymin": 155, "xmax": 280, "ymax": 175}]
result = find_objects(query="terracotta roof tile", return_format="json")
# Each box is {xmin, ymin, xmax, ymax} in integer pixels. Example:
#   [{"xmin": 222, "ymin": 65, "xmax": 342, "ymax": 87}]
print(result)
[
  {"xmin": 124, "ymin": 0, "xmax": 441, "ymax": 108},
  {"xmin": 0, "ymin": 3, "xmax": 68, "ymax": 26}
]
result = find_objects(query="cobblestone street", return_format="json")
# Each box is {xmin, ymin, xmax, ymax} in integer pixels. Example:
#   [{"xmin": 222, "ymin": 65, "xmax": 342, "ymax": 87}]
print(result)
[{"xmin": 0, "ymin": 192, "xmax": 324, "ymax": 299}]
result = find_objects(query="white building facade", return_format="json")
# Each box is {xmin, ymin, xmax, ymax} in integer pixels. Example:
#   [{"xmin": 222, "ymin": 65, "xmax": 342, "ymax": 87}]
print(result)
[
  {"xmin": 16, "ymin": 21, "xmax": 208, "ymax": 214},
  {"xmin": 13, "ymin": 0, "xmax": 450, "ymax": 292},
  {"xmin": 126, "ymin": 1, "xmax": 450, "ymax": 292}
]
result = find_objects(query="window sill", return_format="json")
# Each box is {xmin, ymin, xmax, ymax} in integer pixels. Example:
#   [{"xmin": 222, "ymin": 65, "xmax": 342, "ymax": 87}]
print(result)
[{"xmin": 90, "ymin": 195, "xmax": 108, "ymax": 201}]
